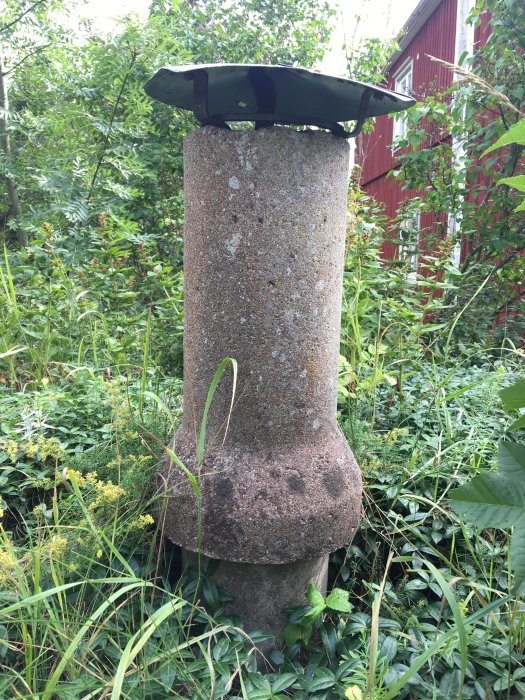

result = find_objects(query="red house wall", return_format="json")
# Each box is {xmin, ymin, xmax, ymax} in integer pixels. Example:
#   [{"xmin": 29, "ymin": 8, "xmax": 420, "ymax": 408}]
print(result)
[
  {"xmin": 365, "ymin": 175, "xmax": 447, "ymax": 278},
  {"xmin": 358, "ymin": 0, "xmax": 458, "ymax": 191},
  {"xmin": 356, "ymin": 0, "xmax": 498, "ymax": 284}
]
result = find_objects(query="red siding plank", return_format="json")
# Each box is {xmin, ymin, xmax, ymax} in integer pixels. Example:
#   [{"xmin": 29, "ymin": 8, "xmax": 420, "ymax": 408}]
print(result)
[{"xmin": 358, "ymin": 0, "xmax": 458, "ymax": 186}]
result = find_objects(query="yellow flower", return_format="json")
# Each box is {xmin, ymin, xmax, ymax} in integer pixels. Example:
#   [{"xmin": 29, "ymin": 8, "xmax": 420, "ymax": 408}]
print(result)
[
  {"xmin": 385, "ymin": 427, "xmax": 409, "ymax": 445},
  {"xmin": 2, "ymin": 439, "xmax": 19, "ymax": 462},
  {"xmin": 66, "ymin": 469, "xmax": 98, "ymax": 489},
  {"xmin": 345, "ymin": 687, "xmax": 363, "ymax": 700},
  {"xmin": 24, "ymin": 440, "xmax": 39, "ymax": 458},
  {"xmin": 17, "ymin": 436, "xmax": 65, "ymax": 462},
  {"xmin": 96, "ymin": 549, "xmax": 103, "ymax": 559},
  {"xmin": 35, "ymin": 436, "xmax": 65, "ymax": 461},
  {"xmin": 32, "ymin": 477, "xmax": 53, "ymax": 490},
  {"xmin": 48, "ymin": 536, "xmax": 68, "ymax": 559},
  {"xmin": 130, "ymin": 514, "xmax": 155, "ymax": 530},
  {"xmin": 93, "ymin": 480, "xmax": 125, "ymax": 505},
  {"xmin": 0, "ymin": 544, "xmax": 18, "ymax": 589}
]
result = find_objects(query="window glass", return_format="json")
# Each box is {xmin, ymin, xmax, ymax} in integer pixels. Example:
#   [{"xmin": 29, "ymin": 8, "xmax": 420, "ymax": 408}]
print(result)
[{"xmin": 393, "ymin": 60, "xmax": 413, "ymax": 140}]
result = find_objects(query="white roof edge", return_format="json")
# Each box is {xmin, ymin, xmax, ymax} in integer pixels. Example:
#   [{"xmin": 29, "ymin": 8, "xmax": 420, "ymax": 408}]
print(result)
[{"xmin": 387, "ymin": 0, "xmax": 444, "ymax": 72}]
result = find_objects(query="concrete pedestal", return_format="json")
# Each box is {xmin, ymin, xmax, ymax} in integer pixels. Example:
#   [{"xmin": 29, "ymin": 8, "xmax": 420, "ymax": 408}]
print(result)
[
  {"xmin": 160, "ymin": 126, "xmax": 361, "ymax": 643},
  {"xmin": 183, "ymin": 551, "xmax": 328, "ymax": 651}
]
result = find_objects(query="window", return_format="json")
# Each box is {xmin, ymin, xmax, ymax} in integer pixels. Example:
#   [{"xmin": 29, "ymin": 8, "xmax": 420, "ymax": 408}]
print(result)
[
  {"xmin": 393, "ymin": 59, "xmax": 413, "ymax": 141},
  {"xmin": 398, "ymin": 207, "xmax": 420, "ymax": 279}
]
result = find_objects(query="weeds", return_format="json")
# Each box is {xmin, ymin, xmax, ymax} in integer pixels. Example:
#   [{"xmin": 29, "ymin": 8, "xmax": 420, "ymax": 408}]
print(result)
[
  {"xmin": 1, "ymin": 167, "xmax": 524, "ymax": 700},
  {"xmin": 1, "ymin": 220, "xmax": 524, "ymax": 698}
]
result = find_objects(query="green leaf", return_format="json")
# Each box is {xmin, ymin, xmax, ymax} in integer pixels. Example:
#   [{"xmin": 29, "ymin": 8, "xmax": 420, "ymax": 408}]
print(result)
[
  {"xmin": 510, "ymin": 415, "xmax": 525, "ymax": 431},
  {"xmin": 325, "ymin": 587, "xmax": 352, "ymax": 613},
  {"xmin": 284, "ymin": 623, "xmax": 300, "ymax": 646},
  {"xmin": 439, "ymin": 670, "xmax": 462, "ymax": 698},
  {"xmin": 307, "ymin": 668, "xmax": 336, "ymax": 692},
  {"xmin": 269, "ymin": 649, "xmax": 285, "ymax": 665},
  {"xmin": 301, "ymin": 601, "xmax": 326, "ymax": 626},
  {"xmin": 449, "ymin": 441, "xmax": 525, "ymax": 594},
  {"xmin": 272, "ymin": 673, "xmax": 298, "ymax": 693},
  {"xmin": 498, "ymin": 175, "xmax": 525, "ymax": 194},
  {"xmin": 483, "ymin": 118, "xmax": 525, "ymax": 155},
  {"xmin": 247, "ymin": 674, "xmax": 272, "ymax": 692},
  {"xmin": 448, "ymin": 472, "xmax": 524, "ymax": 528},
  {"xmin": 244, "ymin": 691, "xmax": 270, "ymax": 700},
  {"xmin": 500, "ymin": 379, "xmax": 525, "ymax": 411},
  {"xmin": 499, "ymin": 442, "xmax": 525, "ymax": 479},
  {"xmin": 306, "ymin": 583, "xmax": 325, "ymax": 607},
  {"xmin": 163, "ymin": 446, "xmax": 200, "ymax": 499}
]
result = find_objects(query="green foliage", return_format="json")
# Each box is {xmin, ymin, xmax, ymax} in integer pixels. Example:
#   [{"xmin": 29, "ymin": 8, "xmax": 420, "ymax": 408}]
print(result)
[
  {"xmin": 0, "ymin": 0, "xmax": 524, "ymax": 697},
  {"xmin": 340, "ymin": 181, "xmax": 453, "ymax": 426},
  {"xmin": 483, "ymin": 118, "xmax": 525, "ymax": 157},
  {"xmin": 1, "ymin": 0, "xmax": 335, "ymax": 252},
  {"xmin": 0, "ymin": 3, "xmax": 341, "ymax": 695},
  {"xmin": 484, "ymin": 117, "xmax": 525, "ymax": 212},
  {"xmin": 335, "ymin": 330, "xmax": 523, "ymax": 697},
  {"xmin": 390, "ymin": 0, "xmax": 525, "ymax": 344},
  {"xmin": 284, "ymin": 584, "xmax": 352, "ymax": 647},
  {"xmin": 501, "ymin": 378, "xmax": 525, "ymax": 428},
  {"xmin": 450, "ymin": 380, "xmax": 525, "ymax": 594},
  {"xmin": 345, "ymin": 35, "xmax": 399, "ymax": 88}
]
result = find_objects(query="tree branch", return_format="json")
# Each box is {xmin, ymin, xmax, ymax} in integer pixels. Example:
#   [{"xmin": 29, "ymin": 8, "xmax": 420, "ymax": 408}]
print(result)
[
  {"xmin": 1, "ymin": 43, "xmax": 51, "ymax": 76},
  {"xmin": 87, "ymin": 50, "xmax": 138, "ymax": 202},
  {"xmin": 0, "ymin": 0, "xmax": 48, "ymax": 35}
]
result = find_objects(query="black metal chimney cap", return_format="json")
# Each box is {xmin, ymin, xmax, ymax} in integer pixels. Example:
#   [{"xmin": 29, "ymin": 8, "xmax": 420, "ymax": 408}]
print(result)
[{"xmin": 144, "ymin": 63, "xmax": 415, "ymax": 138}]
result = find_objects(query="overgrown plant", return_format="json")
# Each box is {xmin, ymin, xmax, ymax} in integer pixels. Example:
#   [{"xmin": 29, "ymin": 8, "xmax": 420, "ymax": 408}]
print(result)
[
  {"xmin": 390, "ymin": 0, "xmax": 525, "ymax": 344},
  {"xmin": 340, "ymin": 179, "xmax": 450, "ymax": 426},
  {"xmin": 449, "ymin": 378, "xmax": 525, "ymax": 594}
]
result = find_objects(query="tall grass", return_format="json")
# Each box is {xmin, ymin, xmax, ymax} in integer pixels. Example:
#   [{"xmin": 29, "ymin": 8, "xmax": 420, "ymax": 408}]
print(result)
[
  {"xmin": 0, "ymin": 360, "xmax": 255, "ymax": 698},
  {"xmin": 1, "ymin": 204, "xmax": 524, "ymax": 697}
]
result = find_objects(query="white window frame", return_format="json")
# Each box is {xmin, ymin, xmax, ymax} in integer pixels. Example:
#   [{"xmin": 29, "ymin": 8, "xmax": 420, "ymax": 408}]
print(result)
[
  {"xmin": 447, "ymin": 213, "xmax": 462, "ymax": 268},
  {"xmin": 393, "ymin": 58, "xmax": 413, "ymax": 141},
  {"xmin": 398, "ymin": 208, "xmax": 420, "ymax": 280}
]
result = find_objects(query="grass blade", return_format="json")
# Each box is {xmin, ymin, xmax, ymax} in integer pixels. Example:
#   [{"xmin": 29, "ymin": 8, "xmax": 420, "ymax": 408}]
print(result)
[
  {"xmin": 383, "ymin": 557, "xmax": 504, "ymax": 700},
  {"xmin": 367, "ymin": 550, "xmax": 393, "ymax": 698},
  {"xmin": 42, "ymin": 580, "xmax": 152, "ymax": 700},
  {"xmin": 0, "ymin": 577, "xmax": 143, "ymax": 617},
  {"xmin": 111, "ymin": 597, "xmax": 187, "ymax": 699},
  {"xmin": 197, "ymin": 357, "xmax": 238, "ymax": 464},
  {"xmin": 163, "ymin": 445, "xmax": 201, "ymax": 498}
]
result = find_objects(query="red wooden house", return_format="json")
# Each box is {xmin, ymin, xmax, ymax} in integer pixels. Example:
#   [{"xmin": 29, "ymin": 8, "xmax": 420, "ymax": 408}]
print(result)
[{"xmin": 356, "ymin": 0, "xmax": 491, "ymax": 273}]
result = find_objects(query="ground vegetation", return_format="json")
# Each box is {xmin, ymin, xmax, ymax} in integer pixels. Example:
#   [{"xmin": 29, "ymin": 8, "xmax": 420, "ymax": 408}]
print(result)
[{"xmin": 0, "ymin": 0, "xmax": 524, "ymax": 697}]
